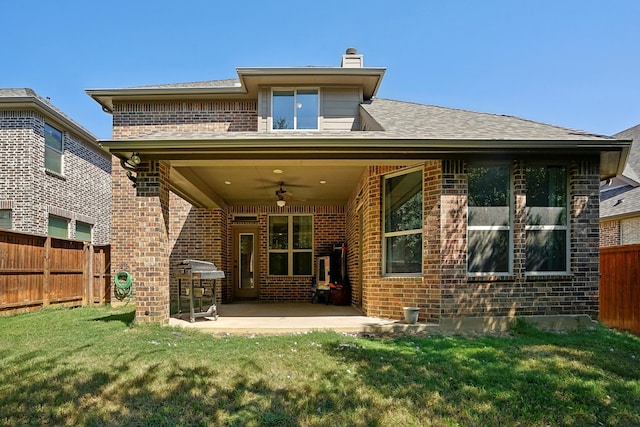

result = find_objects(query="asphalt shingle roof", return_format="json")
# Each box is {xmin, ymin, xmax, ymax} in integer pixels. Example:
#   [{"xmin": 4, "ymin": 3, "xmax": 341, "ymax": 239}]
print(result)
[
  {"xmin": 601, "ymin": 124, "xmax": 640, "ymax": 219},
  {"xmin": 128, "ymin": 79, "xmax": 241, "ymax": 89},
  {"xmin": 361, "ymin": 99, "xmax": 613, "ymax": 141},
  {"xmin": 0, "ymin": 88, "xmax": 98, "ymax": 141}
]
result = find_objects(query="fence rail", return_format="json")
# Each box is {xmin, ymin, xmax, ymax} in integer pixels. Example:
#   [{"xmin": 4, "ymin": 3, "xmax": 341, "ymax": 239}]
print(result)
[
  {"xmin": 0, "ymin": 229, "xmax": 110, "ymax": 315},
  {"xmin": 600, "ymin": 244, "xmax": 640, "ymax": 334}
]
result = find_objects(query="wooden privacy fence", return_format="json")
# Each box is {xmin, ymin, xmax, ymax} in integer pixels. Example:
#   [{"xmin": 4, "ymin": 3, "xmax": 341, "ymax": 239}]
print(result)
[
  {"xmin": 0, "ymin": 229, "xmax": 111, "ymax": 315},
  {"xmin": 600, "ymin": 244, "xmax": 640, "ymax": 334}
]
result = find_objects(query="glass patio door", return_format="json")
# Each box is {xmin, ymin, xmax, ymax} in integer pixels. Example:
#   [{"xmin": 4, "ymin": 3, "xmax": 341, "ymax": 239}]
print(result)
[{"xmin": 233, "ymin": 226, "xmax": 259, "ymax": 299}]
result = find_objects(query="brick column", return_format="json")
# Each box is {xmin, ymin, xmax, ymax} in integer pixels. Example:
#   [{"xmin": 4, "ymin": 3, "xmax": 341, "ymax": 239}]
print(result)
[
  {"xmin": 111, "ymin": 158, "xmax": 171, "ymax": 324},
  {"xmin": 133, "ymin": 161, "xmax": 171, "ymax": 323}
]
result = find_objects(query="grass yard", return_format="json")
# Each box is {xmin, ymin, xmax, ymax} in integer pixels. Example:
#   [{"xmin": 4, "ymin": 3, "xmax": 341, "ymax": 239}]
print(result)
[{"xmin": 1, "ymin": 306, "xmax": 639, "ymax": 426}]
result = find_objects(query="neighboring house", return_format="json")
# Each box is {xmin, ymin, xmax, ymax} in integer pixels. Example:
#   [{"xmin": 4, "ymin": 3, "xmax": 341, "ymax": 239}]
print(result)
[
  {"xmin": 600, "ymin": 124, "xmax": 640, "ymax": 247},
  {"xmin": 0, "ymin": 89, "xmax": 111, "ymax": 244},
  {"xmin": 86, "ymin": 48, "xmax": 630, "ymax": 327}
]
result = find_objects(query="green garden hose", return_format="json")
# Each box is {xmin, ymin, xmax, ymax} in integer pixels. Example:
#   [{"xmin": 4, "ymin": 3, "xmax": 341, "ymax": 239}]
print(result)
[{"xmin": 114, "ymin": 271, "xmax": 134, "ymax": 305}]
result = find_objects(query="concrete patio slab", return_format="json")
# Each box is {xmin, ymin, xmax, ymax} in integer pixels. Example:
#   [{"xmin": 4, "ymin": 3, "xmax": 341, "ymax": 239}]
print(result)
[{"xmin": 168, "ymin": 303, "xmax": 439, "ymax": 335}]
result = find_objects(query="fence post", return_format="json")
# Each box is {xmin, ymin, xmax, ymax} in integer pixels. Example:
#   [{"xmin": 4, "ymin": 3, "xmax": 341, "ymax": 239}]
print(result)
[
  {"xmin": 87, "ymin": 244, "xmax": 94, "ymax": 306},
  {"xmin": 43, "ymin": 236, "xmax": 50, "ymax": 307}
]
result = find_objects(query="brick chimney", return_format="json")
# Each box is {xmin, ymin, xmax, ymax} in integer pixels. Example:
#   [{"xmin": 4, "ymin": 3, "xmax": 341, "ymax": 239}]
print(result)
[{"xmin": 341, "ymin": 47, "xmax": 363, "ymax": 68}]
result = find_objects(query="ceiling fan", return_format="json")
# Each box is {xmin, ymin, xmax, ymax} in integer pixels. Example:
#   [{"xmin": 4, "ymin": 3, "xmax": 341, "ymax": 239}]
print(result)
[{"xmin": 275, "ymin": 181, "xmax": 305, "ymax": 207}]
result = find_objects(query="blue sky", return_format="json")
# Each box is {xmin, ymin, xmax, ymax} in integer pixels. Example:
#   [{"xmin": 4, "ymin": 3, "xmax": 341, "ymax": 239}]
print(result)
[{"xmin": 2, "ymin": 0, "xmax": 638, "ymax": 140}]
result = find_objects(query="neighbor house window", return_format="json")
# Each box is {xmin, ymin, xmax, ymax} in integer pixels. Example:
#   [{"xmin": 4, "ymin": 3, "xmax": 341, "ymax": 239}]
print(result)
[
  {"xmin": 45, "ymin": 123, "xmax": 63, "ymax": 173},
  {"xmin": 383, "ymin": 168, "xmax": 423, "ymax": 275},
  {"xmin": 48, "ymin": 215, "xmax": 68, "ymax": 238},
  {"xmin": 467, "ymin": 164, "xmax": 512, "ymax": 275},
  {"xmin": 0, "ymin": 210, "xmax": 11, "ymax": 229},
  {"xmin": 526, "ymin": 165, "xmax": 568, "ymax": 273},
  {"xmin": 268, "ymin": 215, "xmax": 313, "ymax": 275},
  {"xmin": 272, "ymin": 89, "xmax": 319, "ymax": 130},
  {"xmin": 75, "ymin": 221, "xmax": 92, "ymax": 242}
]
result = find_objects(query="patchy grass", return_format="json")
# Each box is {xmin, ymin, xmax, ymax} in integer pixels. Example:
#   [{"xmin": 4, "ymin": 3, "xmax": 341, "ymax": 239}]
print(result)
[{"xmin": 1, "ymin": 306, "xmax": 639, "ymax": 426}]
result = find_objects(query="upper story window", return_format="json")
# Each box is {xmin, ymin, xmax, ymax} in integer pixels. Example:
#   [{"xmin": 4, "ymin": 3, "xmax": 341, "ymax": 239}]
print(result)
[
  {"xmin": 272, "ymin": 89, "xmax": 319, "ymax": 130},
  {"xmin": 467, "ymin": 164, "xmax": 513, "ymax": 275},
  {"xmin": 525, "ymin": 165, "xmax": 568, "ymax": 274},
  {"xmin": 44, "ymin": 123, "xmax": 63, "ymax": 173},
  {"xmin": 383, "ymin": 168, "xmax": 423, "ymax": 275}
]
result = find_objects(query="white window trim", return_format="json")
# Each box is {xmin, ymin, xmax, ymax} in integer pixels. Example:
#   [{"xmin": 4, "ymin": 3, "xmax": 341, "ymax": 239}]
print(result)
[
  {"xmin": 466, "ymin": 163, "xmax": 514, "ymax": 277},
  {"xmin": 382, "ymin": 167, "xmax": 424, "ymax": 277},
  {"xmin": 268, "ymin": 214, "xmax": 314, "ymax": 276},
  {"xmin": 270, "ymin": 88, "xmax": 320, "ymax": 131},
  {"xmin": 44, "ymin": 122, "xmax": 64, "ymax": 174}
]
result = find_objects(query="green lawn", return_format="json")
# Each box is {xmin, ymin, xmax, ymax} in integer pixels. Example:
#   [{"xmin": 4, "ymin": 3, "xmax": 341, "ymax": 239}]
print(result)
[{"xmin": 1, "ymin": 306, "xmax": 639, "ymax": 426}]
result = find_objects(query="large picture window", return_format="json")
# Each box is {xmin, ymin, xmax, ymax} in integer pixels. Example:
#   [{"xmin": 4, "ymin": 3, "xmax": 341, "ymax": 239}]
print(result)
[
  {"xmin": 383, "ymin": 169, "xmax": 423, "ymax": 275},
  {"xmin": 467, "ymin": 164, "xmax": 512, "ymax": 275},
  {"xmin": 272, "ymin": 89, "xmax": 319, "ymax": 130},
  {"xmin": 45, "ymin": 123, "xmax": 63, "ymax": 173},
  {"xmin": 268, "ymin": 215, "xmax": 313, "ymax": 276},
  {"xmin": 526, "ymin": 166, "xmax": 568, "ymax": 273}
]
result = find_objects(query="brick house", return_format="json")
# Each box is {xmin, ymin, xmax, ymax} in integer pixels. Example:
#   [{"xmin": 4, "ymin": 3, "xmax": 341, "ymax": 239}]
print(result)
[
  {"xmin": 600, "ymin": 124, "xmax": 640, "ymax": 247},
  {"xmin": 87, "ymin": 49, "xmax": 629, "ymax": 326},
  {"xmin": 0, "ymin": 89, "xmax": 111, "ymax": 244}
]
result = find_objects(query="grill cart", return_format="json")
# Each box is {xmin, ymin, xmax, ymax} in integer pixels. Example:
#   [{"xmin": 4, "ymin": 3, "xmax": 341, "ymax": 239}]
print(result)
[{"xmin": 177, "ymin": 259, "xmax": 225, "ymax": 323}]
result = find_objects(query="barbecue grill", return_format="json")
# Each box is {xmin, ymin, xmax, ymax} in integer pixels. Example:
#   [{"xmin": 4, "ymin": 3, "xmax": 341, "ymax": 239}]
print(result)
[{"xmin": 177, "ymin": 259, "xmax": 225, "ymax": 323}]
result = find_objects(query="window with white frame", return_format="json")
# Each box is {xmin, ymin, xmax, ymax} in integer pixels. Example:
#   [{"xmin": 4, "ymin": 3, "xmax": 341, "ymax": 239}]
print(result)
[
  {"xmin": 272, "ymin": 89, "xmax": 319, "ymax": 130},
  {"xmin": 0, "ymin": 209, "xmax": 12, "ymax": 229},
  {"xmin": 383, "ymin": 168, "xmax": 423, "ymax": 275},
  {"xmin": 45, "ymin": 123, "xmax": 63, "ymax": 173},
  {"xmin": 268, "ymin": 215, "xmax": 313, "ymax": 276},
  {"xmin": 525, "ymin": 165, "xmax": 568, "ymax": 273},
  {"xmin": 48, "ymin": 215, "xmax": 69, "ymax": 238},
  {"xmin": 467, "ymin": 164, "xmax": 512, "ymax": 275}
]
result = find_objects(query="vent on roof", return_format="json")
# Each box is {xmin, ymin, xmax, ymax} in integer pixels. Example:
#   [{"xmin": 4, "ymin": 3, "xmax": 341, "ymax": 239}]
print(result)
[
  {"xmin": 341, "ymin": 47, "xmax": 363, "ymax": 68},
  {"xmin": 232, "ymin": 215, "xmax": 258, "ymax": 222}
]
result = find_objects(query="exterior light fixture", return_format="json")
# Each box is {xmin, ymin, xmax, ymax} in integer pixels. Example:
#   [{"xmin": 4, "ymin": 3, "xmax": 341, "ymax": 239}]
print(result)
[
  {"xmin": 276, "ymin": 200, "xmax": 286, "ymax": 208},
  {"xmin": 129, "ymin": 153, "xmax": 141, "ymax": 165}
]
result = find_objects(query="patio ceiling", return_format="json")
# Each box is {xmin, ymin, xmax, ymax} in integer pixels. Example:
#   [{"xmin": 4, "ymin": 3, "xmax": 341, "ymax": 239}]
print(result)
[{"xmin": 167, "ymin": 159, "xmax": 418, "ymax": 209}]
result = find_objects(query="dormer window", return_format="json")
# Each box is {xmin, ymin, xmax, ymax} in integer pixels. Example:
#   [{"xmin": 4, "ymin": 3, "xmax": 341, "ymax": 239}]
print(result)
[{"xmin": 272, "ymin": 89, "xmax": 318, "ymax": 130}]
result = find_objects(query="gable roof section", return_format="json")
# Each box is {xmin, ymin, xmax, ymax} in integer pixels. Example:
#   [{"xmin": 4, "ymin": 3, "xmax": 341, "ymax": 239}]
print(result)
[
  {"xmin": 0, "ymin": 88, "xmax": 100, "ymax": 149},
  {"xmin": 614, "ymin": 124, "xmax": 640, "ymax": 184},
  {"xmin": 601, "ymin": 123, "xmax": 640, "ymax": 220},
  {"xmin": 87, "ymin": 65, "xmax": 386, "ymax": 113}
]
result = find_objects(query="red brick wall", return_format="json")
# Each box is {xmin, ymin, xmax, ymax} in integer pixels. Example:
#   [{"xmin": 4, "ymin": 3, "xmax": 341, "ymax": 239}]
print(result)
[
  {"xmin": 226, "ymin": 206, "xmax": 346, "ymax": 302},
  {"xmin": 345, "ymin": 162, "xmax": 442, "ymax": 322},
  {"xmin": 439, "ymin": 158, "xmax": 601, "ymax": 320},
  {"xmin": 113, "ymin": 101, "xmax": 257, "ymax": 136}
]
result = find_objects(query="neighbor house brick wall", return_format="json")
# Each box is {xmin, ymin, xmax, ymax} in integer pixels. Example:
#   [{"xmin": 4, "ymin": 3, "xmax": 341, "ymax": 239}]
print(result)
[
  {"xmin": 0, "ymin": 109, "xmax": 111, "ymax": 244},
  {"xmin": 621, "ymin": 217, "xmax": 640, "ymax": 245},
  {"xmin": 600, "ymin": 220, "xmax": 621, "ymax": 247},
  {"xmin": 439, "ymin": 158, "xmax": 601, "ymax": 320}
]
